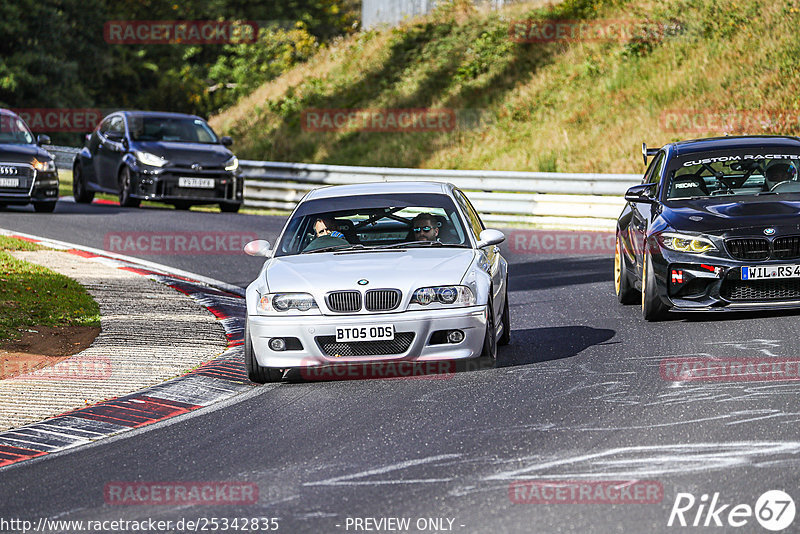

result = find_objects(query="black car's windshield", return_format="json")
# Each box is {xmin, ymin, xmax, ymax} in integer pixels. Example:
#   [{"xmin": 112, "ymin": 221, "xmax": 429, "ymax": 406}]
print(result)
[
  {"xmin": 0, "ymin": 113, "xmax": 35, "ymax": 144},
  {"xmin": 276, "ymin": 193, "xmax": 470, "ymax": 257},
  {"xmin": 665, "ymin": 150, "xmax": 800, "ymax": 200},
  {"xmin": 129, "ymin": 116, "xmax": 219, "ymax": 144}
]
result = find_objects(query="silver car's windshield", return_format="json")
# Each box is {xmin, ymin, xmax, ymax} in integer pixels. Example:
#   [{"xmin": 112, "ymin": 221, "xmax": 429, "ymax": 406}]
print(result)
[
  {"xmin": 0, "ymin": 113, "xmax": 35, "ymax": 144},
  {"xmin": 275, "ymin": 193, "xmax": 470, "ymax": 257},
  {"xmin": 665, "ymin": 152, "xmax": 800, "ymax": 200}
]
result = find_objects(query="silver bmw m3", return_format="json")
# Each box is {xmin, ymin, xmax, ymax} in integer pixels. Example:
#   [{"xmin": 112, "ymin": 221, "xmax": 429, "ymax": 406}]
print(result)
[{"xmin": 243, "ymin": 181, "xmax": 510, "ymax": 383}]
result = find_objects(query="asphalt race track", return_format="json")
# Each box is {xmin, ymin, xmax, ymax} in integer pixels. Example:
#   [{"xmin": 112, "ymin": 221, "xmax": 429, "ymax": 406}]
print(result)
[{"xmin": 1, "ymin": 201, "xmax": 799, "ymax": 533}]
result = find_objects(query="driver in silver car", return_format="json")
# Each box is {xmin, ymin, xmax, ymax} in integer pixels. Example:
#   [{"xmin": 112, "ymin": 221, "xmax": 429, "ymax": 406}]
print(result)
[{"xmin": 411, "ymin": 213, "xmax": 440, "ymax": 242}]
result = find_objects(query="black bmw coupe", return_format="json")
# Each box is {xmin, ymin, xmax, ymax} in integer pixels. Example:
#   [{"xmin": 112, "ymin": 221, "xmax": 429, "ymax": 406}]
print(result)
[{"xmin": 616, "ymin": 135, "xmax": 800, "ymax": 320}]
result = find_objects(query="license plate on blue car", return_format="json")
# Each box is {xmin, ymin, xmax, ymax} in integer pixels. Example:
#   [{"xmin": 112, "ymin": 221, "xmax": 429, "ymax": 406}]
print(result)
[{"xmin": 742, "ymin": 265, "xmax": 800, "ymax": 280}]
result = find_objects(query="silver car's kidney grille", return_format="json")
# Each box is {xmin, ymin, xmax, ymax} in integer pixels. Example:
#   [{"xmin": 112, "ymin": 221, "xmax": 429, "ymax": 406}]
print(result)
[
  {"xmin": 316, "ymin": 333, "xmax": 415, "ymax": 357},
  {"xmin": 364, "ymin": 289, "xmax": 401, "ymax": 311},
  {"xmin": 326, "ymin": 291, "xmax": 362, "ymax": 313}
]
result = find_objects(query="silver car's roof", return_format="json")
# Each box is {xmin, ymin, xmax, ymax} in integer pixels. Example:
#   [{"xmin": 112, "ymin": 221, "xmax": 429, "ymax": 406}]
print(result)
[{"xmin": 303, "ymin": 181, "xmax": 452, "ymax": 201}]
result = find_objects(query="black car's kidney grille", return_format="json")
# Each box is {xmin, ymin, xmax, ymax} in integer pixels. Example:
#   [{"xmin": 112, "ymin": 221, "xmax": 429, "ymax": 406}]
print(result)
[
  {"xmin": 326, "ymin": 291, "xmax": 362, "ymax": 313},
  {"xmin": 721, "ymin": 279, "xmax": 800, "ymax": 301},
  {"xmin": 772, "ymin": 236, "xmax": 800, "ymax": 260},
  {"xmin": 316, "ymin": 332, "xmax": 415, "ymax": 357},
  {"xmin": 364, "ymin": 289, "xmax": 401, "ymax": 312},
  {"xmin": 725, "ymin": 238, "xmax": 770, "ymax": 260}
]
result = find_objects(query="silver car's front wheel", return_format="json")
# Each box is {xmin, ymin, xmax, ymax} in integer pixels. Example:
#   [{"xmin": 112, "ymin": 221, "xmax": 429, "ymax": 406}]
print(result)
[{"xmin": 245, "ymin": 319, "xmax": 284, "ymax": 384}]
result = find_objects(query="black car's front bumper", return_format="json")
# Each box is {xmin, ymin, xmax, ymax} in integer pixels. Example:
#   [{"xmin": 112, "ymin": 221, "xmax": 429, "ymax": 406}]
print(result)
[
  {"xmin": 651, "ymin": 243, "xmax": 800, "ymax": 312},
  {"xmin": 0, "ymin": 166, "xmax": 59, "ymax": 206},
  {"xmin": 129, "ymin": 164, "xmax": 243, "ymax": 205}
]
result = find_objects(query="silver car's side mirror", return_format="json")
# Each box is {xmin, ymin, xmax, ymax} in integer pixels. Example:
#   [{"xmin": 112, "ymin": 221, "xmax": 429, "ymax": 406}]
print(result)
[
  {"xmin": 244, "ymin": 240, "xmax": 273, "ymax": 258},
  {"xmin": 477, "ymin": 229, "xmax": 505, "ymax": 248}
]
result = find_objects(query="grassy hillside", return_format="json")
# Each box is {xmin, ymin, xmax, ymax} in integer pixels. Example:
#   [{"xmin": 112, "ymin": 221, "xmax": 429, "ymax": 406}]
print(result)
[{"xmin": 210, "ymin": 0, "xmax": 800, "ymax": 174}]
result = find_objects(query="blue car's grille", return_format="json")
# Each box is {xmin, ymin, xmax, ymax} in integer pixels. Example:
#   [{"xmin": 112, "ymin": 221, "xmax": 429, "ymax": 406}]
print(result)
[
  {"xmin": 725, "ymin": 238, "xmax": 770, "ymax": 261},
  {"xmin": 773, "ymin": 236, "xmax": 800, "ymax": 260},
  {"xmin": 722, "ymin": 279, "xmax": 800, "ymax": 301}
]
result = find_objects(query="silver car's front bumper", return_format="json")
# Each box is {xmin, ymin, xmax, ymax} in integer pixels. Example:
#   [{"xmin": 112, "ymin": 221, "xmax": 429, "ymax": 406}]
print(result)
[{"xmin": 248, "ymin": 306, "xmax": 487, "ymax": 368}]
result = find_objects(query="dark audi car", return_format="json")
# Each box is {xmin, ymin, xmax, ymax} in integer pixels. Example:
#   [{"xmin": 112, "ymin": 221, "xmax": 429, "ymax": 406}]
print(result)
[
  {"xmin": 74, "ymin": 111, "xmax": 243, "ymax": 211},
  {"xmin": 0, "ymin": 109, "xmax": 59, "ymax": 212},
  {"xmin": 616, "ymin": 135, "xmax": 800, "ymax": 320}
]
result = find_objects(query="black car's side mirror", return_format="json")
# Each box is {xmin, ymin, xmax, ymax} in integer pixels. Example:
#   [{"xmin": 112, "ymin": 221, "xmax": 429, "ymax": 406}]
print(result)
[
  {"xmin": 625, "ymin": 183, "xmax": 657, "ymax": 204},
  {"xmin": 37, "ymin": 134, "xmax": 51, "ymax": 146},
  {"xmin": 220, "ymin": 136, "xmax": 233, "ymax": 147}
]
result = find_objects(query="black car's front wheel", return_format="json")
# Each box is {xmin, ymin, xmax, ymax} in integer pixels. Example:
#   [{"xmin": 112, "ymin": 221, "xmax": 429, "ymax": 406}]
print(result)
[
  {"xmin": 219, "ymin": 202, "xmax": 241, "ymax": 213},
  {"xmin": 72, "ymin": 163, "xmax": 94, "ymax": 204},
  {"xmin": 641, "ymin": 245, "xmax": 668, "ymax": 321},
  {"xmin": 32, "ymin": 202, "xmax": 56, "ymax": 213},
  {"xmin": 118, "ymin": 167, "xmax": 140, "ymax": 208},
  {"xmin": 615, "ymin": 234, "xmax": 639, "ymax": 304}
]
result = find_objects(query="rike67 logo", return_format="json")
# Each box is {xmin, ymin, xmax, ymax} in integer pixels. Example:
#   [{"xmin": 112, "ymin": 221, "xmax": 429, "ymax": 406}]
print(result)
[{"xmin": 668, "ymin": 490, "xmax": 795, "ymax": 531}]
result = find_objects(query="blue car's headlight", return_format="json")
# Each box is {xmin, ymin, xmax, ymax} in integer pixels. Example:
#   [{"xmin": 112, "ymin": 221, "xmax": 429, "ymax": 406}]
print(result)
[
  {"xmin": 658, "ymin": 232, "xmax": 716, "ymax": 254},
  {"xmin": 224, "ymin": 156, "xmax": 238, "ymax": 171},
  {"xmin": 134, "ymin": 151, "xmax": 168, "ymax": 167},
  {"xmin": 410, "ymin": 285, "xmax": 475, "ymax": 308},
  {"xmin": 257, "ymin": 292, "xmax": 320, "ymax": 315}
]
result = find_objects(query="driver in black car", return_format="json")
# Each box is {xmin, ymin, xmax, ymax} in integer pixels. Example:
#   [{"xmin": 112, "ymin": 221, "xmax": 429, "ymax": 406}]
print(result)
[{"xmin": 764, "ymin": 161, "xmax": 798, "ymax": 191}]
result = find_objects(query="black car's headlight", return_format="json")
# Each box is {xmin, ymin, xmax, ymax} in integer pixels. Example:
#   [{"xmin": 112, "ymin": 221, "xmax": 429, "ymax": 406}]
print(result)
[
  {"xmin": 31, "ymin": 158, "xmax": 56, "ymax": 172},
  {"xmin": 224, "ymin": 156, "xmax": 238, "ymax": 171},
  {"xmin": 409, "ymin": 285, "xmax": 476, "ymax": 308},
  {"xmin": 257, "ymin": 292, "xmax": 320, "ymax": 315},
  {"xmin": 658, "ymin": 232, "xmax": 716, "ymax": 254},
  {"xmin": 134, "ymin": 150, "xmax": 168, "ymax": 167}
]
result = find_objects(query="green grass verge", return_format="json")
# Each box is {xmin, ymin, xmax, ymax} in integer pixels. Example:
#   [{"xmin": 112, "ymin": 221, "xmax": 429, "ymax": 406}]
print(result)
[{"xmin": 0, "ymin": 237, "xmax": 101, "ymax": 340}]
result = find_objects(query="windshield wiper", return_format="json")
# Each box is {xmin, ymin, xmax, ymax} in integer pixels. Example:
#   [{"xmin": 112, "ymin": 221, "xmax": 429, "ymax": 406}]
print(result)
[
  {"xmin": 301, "ymin": 244, "xmax": 367, "ymax": 254},
  {"xmin": 375, "ymin": 241, "xmax": 455, "ymax": 249}
]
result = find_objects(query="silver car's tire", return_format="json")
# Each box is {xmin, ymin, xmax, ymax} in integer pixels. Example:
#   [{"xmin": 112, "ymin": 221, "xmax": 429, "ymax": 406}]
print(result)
[
  {"xmin": 480, "ymin": 299, "xmax": 497, "ymax": 365},
  {"xmin": 498, "ymin": 286, "xmax": 510, "ymax": 346},
  {"xmin": 244, "ymin": 319, "xmax": 283, "ymax": 383}
]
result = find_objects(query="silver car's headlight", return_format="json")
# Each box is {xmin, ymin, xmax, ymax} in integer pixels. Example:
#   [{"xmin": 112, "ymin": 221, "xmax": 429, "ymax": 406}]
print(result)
[
  {"xmin": 224, "ymin": 156, "xmax": 239, "ymax": 171},
  {"xmin": 257, "ymin": 292, "xmax": 320, "ymax": 315},
  {"xmin": 134, "ymin": 150, "xmax": 168, "ymax": 167},
  {"xmin": 658, "ymin": 232, "xmax": 716, "ymax": 254},
  {"xmin": 409, "ymin": 285, "xmax": 476, "ymax": 308}
]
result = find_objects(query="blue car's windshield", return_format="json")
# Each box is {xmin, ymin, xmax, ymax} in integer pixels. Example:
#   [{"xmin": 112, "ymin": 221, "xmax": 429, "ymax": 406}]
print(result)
[
  {"xmin": 0, "ymin": 113, "xmax": 35, "ymax": 144},
  {"xmin": 129, "ymin": 116, "xmax": 219, "ymax": 144},
  {"xmin": 665, "ymin": 151, "xmax": 800, "ymax": 200}
]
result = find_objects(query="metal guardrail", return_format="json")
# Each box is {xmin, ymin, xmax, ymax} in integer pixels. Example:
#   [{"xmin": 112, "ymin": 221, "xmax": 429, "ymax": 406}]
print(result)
[{"xmin": 46, "ymin": 146, "xmax": 640, "ymax": 229}]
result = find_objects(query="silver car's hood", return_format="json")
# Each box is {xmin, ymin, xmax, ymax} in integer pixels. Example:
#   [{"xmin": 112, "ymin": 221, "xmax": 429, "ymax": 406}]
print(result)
[{"xmin": 264, "ymin": 248, "xmax": 477, "ymax": 293}]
